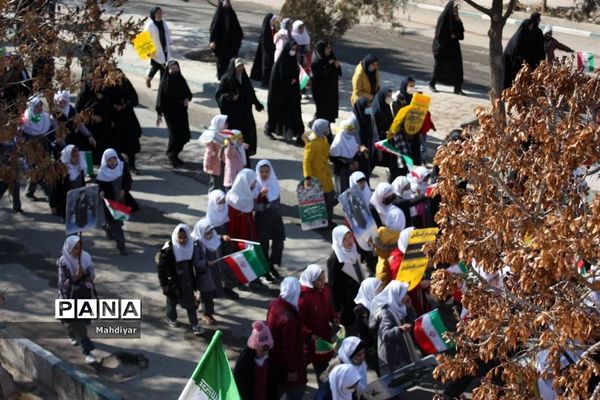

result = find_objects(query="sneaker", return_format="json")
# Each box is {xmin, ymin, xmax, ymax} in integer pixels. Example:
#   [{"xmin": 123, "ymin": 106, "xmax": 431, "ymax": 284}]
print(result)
[
  {"xmin": 269, "ymin": 268, "xmax": 282, "ymax": 281},
  {"xmin": 165, "ymin": 317, "xmax": 179, "ymax": 328},
  {"xmin": 261, "ymin": 273, "xmax": 276, "ymax": 284},
  {"xmin": 69, "ymin": 338, "xmax": 78, "ymax": 346},
  {"xmin": 428, "ymin": 82, "xmax": 439, "ymax": 93},
  {"xmin": 192, "ymin": 325, "xmax": 207, "ymax": 336},
  {"xmin": 85, "ymin": 353, "xmax": 97, "ymax": 364},
  {"xmin": 223, "ymin": 288, "xmax": 239, "ymax": 300}
]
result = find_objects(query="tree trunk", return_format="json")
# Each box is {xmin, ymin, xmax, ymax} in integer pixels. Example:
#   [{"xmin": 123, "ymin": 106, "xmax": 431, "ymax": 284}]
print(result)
[{"xmin": 488, "ymin": 19, "xmax": 505, "ymax": 101}]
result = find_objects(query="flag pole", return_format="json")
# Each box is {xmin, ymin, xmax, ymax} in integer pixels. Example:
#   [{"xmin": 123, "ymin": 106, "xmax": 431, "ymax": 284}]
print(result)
[{"xmin": 229, "ymin": 238, "xmax": 260, "ymax": 246}]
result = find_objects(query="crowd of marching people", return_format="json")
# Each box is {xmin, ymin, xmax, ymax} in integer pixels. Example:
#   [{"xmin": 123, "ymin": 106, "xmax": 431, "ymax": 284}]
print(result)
[{"xmin": 0, "ymin": 0, "xmax": 585, "ymax": 398}]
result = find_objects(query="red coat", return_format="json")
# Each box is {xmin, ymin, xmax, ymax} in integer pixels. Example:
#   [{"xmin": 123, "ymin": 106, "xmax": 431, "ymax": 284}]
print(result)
[
  {"xmin": 227, "ymin": 206, "xmax": 257, "ymax": 241},
  {"xmin": 298, "ymin": 285, "xmax": 335, "ymax": 364},
  {"xmin": 266, "ymin": 298, "xmax": 307, "ymax": 387}
]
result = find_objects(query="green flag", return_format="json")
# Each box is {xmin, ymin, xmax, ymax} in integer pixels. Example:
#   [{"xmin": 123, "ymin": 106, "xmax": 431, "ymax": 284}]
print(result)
[
  {"xmin": 81, "ymin": 151, "xmax": 94, "ymax": 177},
  {"xmin": 178, "ymin": 330, "xmax": 240, "ymax": 400}
]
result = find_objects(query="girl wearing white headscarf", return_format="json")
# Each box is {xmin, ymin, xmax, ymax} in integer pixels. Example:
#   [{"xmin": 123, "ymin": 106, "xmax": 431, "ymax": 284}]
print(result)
[
  {"xmin": 255, "ymin": 160, "xmax": 286, "ymax": 282},
  {"xmin": 328, "ymin": 364, "xmax": 361, "ymax": 400},
  {"xmin": 157, "ymin": 223, "xmax": 207, "ymax": 336},
  {"xmin": 53, "ymin": 90, "xmax": 96, "ymax": 150},
  {"xmin": 391, "ymin": 175, "xmax": 425, "ymax": 227},
  {"xmin": 22, "ymin": 96, "xmax": 57, "ymax": 200},
  {"xmin": 273, "ymin": 17, "xmax": 292, "ymax": 62},
  {"xmin": 369, "ymin": 182, "xmax": 396, "ymax": 227},
  {"xmin": 226, "ymin": 168, "xmax": 257, "ymax": 238},
  {"xmin": 266, "ymin": 276, "xmax": 307, "ymax": 396},
  {"xmin": 96, "ymin": 148, "xmax": 139, "ymax": 255},
  {"xmin": 317, "ymin": 336, "xmax": 368, "ymax": 395},
  {"xmin": 369, "ymin": 280, "xmax": 418, "ymax": 375},
  {"xmin": 327, "ymin": 225, "xmax": 363, "ymax": 328},
  {"xmin": 352, "ymin": 277, "xmax": 382, "ymax": 375},
  {"xmin": 202, "ymin": 115, "xmax": 228, "ymax": 193},
  {"xmin": 57, "ymin": 235, "xmax": 97, "ymax": 363},
  {"xmin": 190, "ymin": 218, "xmax": 220, "ymax": 325},
  {"xmin": 330, "ymin": 119, "xmax": 360, "ymax": 194},
  {"xmin": 298, "ymin": 264, "xmax": 336, "ymax": 383},
  {"xmin": 291, "ymin": 20, "xmax": 311, "ymax": 94},
  {"xmin": 49, "ymin": 145, "xmax": 87, "ymax": 219},
  {"xmin": 349, "ymin": 171, "xmax": 372, "ymax": 207}
]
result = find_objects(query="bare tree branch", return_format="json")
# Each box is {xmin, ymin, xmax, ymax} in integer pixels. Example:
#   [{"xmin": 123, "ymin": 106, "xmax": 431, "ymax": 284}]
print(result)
[
  {"xmin": 463, "ymin": 0, "xmax": 491, "ymax": 16},
  {"xmin": 503, "ymin": 0, "xmax": 519, "ymax": 21}
]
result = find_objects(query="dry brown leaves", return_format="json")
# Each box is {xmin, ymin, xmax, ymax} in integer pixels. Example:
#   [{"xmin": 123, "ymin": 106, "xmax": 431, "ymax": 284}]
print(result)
[{"xmin": 431, "ymin": 61, "xmax": 600, "ymax": 397}]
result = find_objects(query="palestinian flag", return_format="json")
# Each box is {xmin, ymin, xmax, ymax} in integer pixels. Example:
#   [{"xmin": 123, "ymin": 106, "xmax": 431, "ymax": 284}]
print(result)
[
  {"xmin": 81, "ymin": 151, "xmax": 94, "ymax": 176},
  {"xmin": 414, "ymin": 309, "xmax": 454, "ymax": 355},
  {"xmin": 576, "ymin": 51, "xmax": 595, "ymax": 72},
  {"xmin": 374, "ymin": 139, "xmax": 414, "ymax": 168},
  {"xmin": 299, "ymin": 65, "xmax": 310, "ymax": 90},
  {"xmin": 223, "ymin": 246, "xmax": 267, "ymax": 284},
  {"xmin": 103, "ymin": 198, "xmax": 131, "ymax": 221}
]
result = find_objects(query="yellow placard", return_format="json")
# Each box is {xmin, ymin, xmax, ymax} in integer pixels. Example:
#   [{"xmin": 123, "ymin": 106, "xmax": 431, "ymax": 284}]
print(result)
[
  {"xmin": 396, "ymin": 227, "xmax": 438, "ymax": 290},
  {"xmin": 132, "ymin": 31, "xmax": 156, "ymax": 61},
  {"xmin": 389, "ymin": 93, "xmax": 432, "ymax": 136}
]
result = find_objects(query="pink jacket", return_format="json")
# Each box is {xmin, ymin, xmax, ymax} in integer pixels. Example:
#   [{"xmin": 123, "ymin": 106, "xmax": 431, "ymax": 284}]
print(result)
[
  {"xmin": 223, "ymin": 144, "xmax": 245, "ymax": 187},
  {"xmin": 203, "ymin": 142, "xmax": 222, "ymax": 176}
]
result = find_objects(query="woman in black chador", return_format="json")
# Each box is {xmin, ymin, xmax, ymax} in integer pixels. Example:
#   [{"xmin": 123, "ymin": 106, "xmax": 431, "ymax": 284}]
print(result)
[
  {"xmin": 311, "ymin": 40, "xmax": 342, "ymax": 123},
  {"xmin": 503, "ymin": 12, "xmax": 545, "ymax": 89},
  {"xmin": 428, "ymin": 0, "xmax": 465, "ymax": 95},
  {"xmin": 156, "ymin": 61, "xmax": 192, "ymax": 167},
  {"xmin": 250, "ymin": 13, "xmax": 277, "ymax": 88},
  {"xmin": 209, "ymin": 0, "xmax": 244, "ymax": 80},
  {"xmin": 216, "ymin": 58, "xmax": 264, "ymax": 164},
  {"xmin": 265, "ymin": 40, "xmax": 304, "ymax": 143}
]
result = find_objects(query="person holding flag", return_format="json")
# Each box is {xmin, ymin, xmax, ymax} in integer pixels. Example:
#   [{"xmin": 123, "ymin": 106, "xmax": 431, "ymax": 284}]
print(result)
[{"xmin": 96, "ymin": 148, "xmax": 138, "ymax": 256}]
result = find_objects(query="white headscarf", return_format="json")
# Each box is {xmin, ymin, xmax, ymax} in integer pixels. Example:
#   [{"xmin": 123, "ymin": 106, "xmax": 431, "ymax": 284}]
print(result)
[
  {"xmin": 211, "ymin": 114, "xmax": 228, "ymax": 131},
  {"xmin": 398, "ymin": 227, "xmax": 415, "ymax": 253},
  {"xmin": 299, "ymin": 264, "xmax": 324, "ymax": 288},
  {"xmin": 385, "ymin": 207, "xmax": 406, "ymax": 233},
  {"xmin": 391, "ymin": 176, "xmax": 413, "ymax": 200},
  {"xmin": 60, "ymin": 235, "xmax": 93, "ymax": 278},
  {"xmin": 226, "ymin": 168, "xmax": 257, "ymax": 213},
  {"xmin": 353, "ymin": 277, "xmax": 382, "ymax": 313},
  {"xmin": 280, "ymin": 276, "xmax": 301, "ymax": 308},
  {"xmin": 54, "ymin": 90, "xmax": 71, "ymax": 116},
  {"xmin": 170, "ymin": 223, "xmax": 194, "ymax": 262},
  {"xmin": 60, "ymin": 145, "xmax": 87, "ymax": 181},
  {"xmin": 370, "ymin": 182, "xmax": 394, "ymax": 222},
  {"xmin": 207, "ymin": 189, "xmax": 229, "ymax": 227},
  {"xmin": 331, "ymin": 225, "xmax": 360, "ymax": 268},
  {"xmin": 291, "ymin": 20, "xmax": 310, "ymax": 46},
  {"xmin": 329, "ymin": 364, "xmax": 361, "ymax": 400},
  {"xmin": 22, "ymin": 96, "xmax": 52, "ymax": 136},
  {"xmin": 330, "ymin": 120, "xmax": 359, "ymax": 159},
  {"xmin": 96, "ymin": 148, "xmax": 124, "ymax": 182},
  {"xmin": 255, "ymin": 159, "xmax": 280, "ymax": 202},
  {"xmin": 409, "ymin": 166, "xmax": 431, "ymax": 194},
  {"xmin": 338, "ymin": 337, "xmax": 368, "ymax": 391},
  {"xmin": 371, "ymin": 280, "xmax": 409, "ymax": 325},
  {"xmin": 349, "ymin": 171, "xmax": 372, "ymax": 207},
  {"xmin": 191, "ymin": 218, "xmax": 221, "ymax": 252}
]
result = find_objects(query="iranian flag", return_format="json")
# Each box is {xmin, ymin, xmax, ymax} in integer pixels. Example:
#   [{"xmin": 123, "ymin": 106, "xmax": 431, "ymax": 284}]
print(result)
[
  {"xmin": 178, "ymin": 330, "xmax": 240, "ymax": 400},
  {"xmin": 103, "ymin": 198, "xmax": 131, "ymax": 221},
  {"xmin": 81, "ymin": 151, "xmax": 94, "ymax": 176},
  {"xmin": 299, "ymin": 65, "xmax": 310, "ymax": 90},
  {"xmin": 374, "ymin": 139, "xmax": 414, "ymax": 168},
  {"xmin": 223, "ymin": 246, "xmax": 267, "ymax": 284},
  {"xmin": 414, "ymin": 309, "xmax": 454, "ymax": 355},
  {"xmin": 576, "ymin": 51, "xmax": 595, "ymax": 72}
]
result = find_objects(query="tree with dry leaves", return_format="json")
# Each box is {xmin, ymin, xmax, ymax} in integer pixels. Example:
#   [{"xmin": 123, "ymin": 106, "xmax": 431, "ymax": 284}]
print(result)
[
  {"xmin": 428, "ymin": 61, "xmax": 600, "ymax": 399},
  {"xmin": 0, "ymin": 0, "xmax": 142, "ymax": 191}
]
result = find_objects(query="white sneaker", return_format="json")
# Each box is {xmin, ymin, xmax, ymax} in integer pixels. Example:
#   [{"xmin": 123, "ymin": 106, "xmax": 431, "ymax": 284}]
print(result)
[
  {"xmin": 84, "ymin": 353, "xmax": 97, "ymax": 364},
  {"xmin": 69, "ymin": 338, "xmax": 78, "ymax": 346}
]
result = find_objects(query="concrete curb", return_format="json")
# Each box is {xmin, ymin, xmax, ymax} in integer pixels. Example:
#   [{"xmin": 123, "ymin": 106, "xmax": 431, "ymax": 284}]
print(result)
[
  {"xmin": 0, "ymin": 327, "xmax": 122, "ymax": 400},
  {"xmin": 408, "ymin": 1, "xmax": 600, "ymax": 38}
]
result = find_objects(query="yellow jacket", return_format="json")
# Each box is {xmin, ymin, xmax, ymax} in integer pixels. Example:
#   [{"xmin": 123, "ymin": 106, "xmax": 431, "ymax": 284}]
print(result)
[
  {"xmin": 303, "ymin": 135, "xmax": 334, "ymax": 193},
  {"xmin": 374, "ymin": 226, "xmax": 400, "ymax": 286},
  {"xmin": 351, "ymin": 63, "xmax": 381, "ymax": 105}
]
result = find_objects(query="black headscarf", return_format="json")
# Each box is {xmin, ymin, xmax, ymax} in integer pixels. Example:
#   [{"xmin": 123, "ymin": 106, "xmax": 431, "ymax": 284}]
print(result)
[
  {"xmin": 398, "ymin": 76, "xmax": 415, "ymax": 105},
  {"xmin": 371, "ymin": 87, "xmax": 393, "ymax": 134},
  {"xmin": 361, "ymin": 54, "xmax": 378, "ymax": 95},
  {"xmin": 156, "ymin": 61, "xmax": 192, "ymax": 112},
  {"xmin": 312, "ymin": 40, "xmax": 336, "ymax": 65},
  {"xmin": 209, "ymin": 0, "xmax": 243, "ymax": 55},
  {"xmin": 260, "ymin": 13, "xmax": 275, "ymax": 51},
  {"xmin": 353, "ymin": 97, "xmax": 375, "ymax": 147},
  {"xmin": 150, "ymin": 7, "xmax": 166, "ymax": 51}
]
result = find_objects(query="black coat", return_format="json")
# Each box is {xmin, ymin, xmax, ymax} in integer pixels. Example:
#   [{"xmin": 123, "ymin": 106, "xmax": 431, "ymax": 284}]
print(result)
[
  {"xmin": 216, "ymin": 59, "xmax": 263, "ymax": 156},
  {"xmin": 266, "ymin": 40, "xmax": 304, "ymax": 139},
  {"xmin": 254, "ymin": 196, "xmax": 286, "ymax": 241},
  {"xmin": 76, "ymin": 83, "xmax": 112, "ymax": 164},
  {"xmin": 105, "ymin": 74, "xmax": 142, "ymax": 155},
  {"xmin": 250, "ymin": 13, "xmax": 276, "ymax": 85},
  {"xmin": 233, "ymin": 347, "xmax": 278, "ymax": 400},
  {"xmin": 96, "ymin": 162, "xmax": 139, "ymax": 222},
  {"xmin": 327, "ymin": 252, "xmax": 362, "ymax": 329},
  {"xmin": 156, "ymin": 65, "xmax": 192, "ymax": 144},
  {"xmin": 431, "ymin": 0, "xmax": 464, "ymax": 87},
  {"xmin": 49, "ymin": 170, "xmax": 85, "ymax": 219},
  {"xmin": 311, "ymin": 40, "xmax": 341, "ymax": 123},
  {"xmin": 503, "ymin": 13, "xmax": 545, "ymax": 88},
  {"xmin": 209, "ymin": 3, "xmax": 243, "ymax": 60}
]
